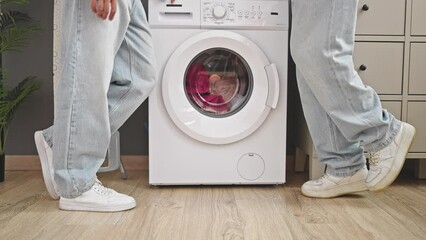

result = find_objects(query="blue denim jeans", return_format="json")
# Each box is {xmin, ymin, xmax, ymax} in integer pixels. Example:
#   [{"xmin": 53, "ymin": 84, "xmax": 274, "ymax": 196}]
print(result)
[
  {"xmin": 43, "ymin": 0, "xmax": 157, "ymax": 198},
  {"xmin": 290, "ymin": 0, "xmax": 401, "ymax": 177}
]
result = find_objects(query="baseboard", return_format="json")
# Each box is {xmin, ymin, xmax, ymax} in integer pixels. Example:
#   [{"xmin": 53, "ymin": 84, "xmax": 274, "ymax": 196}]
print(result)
[{"xmin": 5, "ymin": 155, "xmax": 149, "ymax": 171}]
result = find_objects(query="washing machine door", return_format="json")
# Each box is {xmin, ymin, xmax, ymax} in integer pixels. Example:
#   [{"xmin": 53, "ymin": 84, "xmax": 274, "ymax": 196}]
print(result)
[{"xmin": 162, "ymin": 30, "xmax": 280, "ymax": 144}]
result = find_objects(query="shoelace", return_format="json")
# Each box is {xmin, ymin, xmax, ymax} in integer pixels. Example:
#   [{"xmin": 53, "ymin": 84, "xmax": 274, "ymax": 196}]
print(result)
[
  {"xmin": 315, "ymin": 173, "xmax": 332, "ymax": 183},
  {"xmin": 369, "ymin": 152, "xmax": 379, "ymax": 167},
  {"xmin": 93, "ymin": 180, "xmax": 114, "ymax": 197},
  {"xmin": 317, "ymin": 169, "xmax": 358, "ymax": 183}
]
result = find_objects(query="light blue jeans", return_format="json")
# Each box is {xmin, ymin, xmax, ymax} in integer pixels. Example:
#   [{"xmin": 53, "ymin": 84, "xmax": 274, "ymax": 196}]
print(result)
[
  {"xmin": 43, "ymin": 0, "xmax": 157, "ymax": 198},
  {"xmin": 290, "ymin": 0, "xmax": 401, "ymax": 177}
]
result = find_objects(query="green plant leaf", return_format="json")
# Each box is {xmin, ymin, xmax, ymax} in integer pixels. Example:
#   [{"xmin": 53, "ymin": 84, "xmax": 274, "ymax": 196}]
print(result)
[
  {"xmin": 0, "ymin": 69, "xmax": 9, "ymax": 100},
  {"xmin": 0, "ymin": 0, "xmax": 30, "ymax": 6},
  {"xmin": 0, "ymin": 76, "xmax": 40, "ymax": 126},
  {"xmin": 0, "ymin": 24, "xmax": 38, "ymax": 52},
  {"xmin": 0, "ymin": 75, "xmax": 40, "ymax": 154},
  {"xmin": 0, "ymin": 11, "xmax": 31, "ymax": 31}
]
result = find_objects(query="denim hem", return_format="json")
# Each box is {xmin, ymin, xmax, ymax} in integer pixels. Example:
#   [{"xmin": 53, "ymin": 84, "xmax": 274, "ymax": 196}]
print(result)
[
  {"xmin": 326, "ymin": 166, "xmax": 362, "ymax": 177},
  {"xmin": 364, "ymin": 120, "xmax": 402, "ymax": 153},
  {"xmin": 60, "ymin": 178, "xmax": 96, "ymax": 199}
]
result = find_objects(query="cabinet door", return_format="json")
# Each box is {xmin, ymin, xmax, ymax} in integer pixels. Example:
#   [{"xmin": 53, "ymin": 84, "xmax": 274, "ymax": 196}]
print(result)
[
  {"xmin": 353, "ymin": 42, "xmax": 404, "ymax": 94},
  {"xmin": 356, "ymin": 0, "xmax": 406, "ymax": 36},
  {"xmin": 411, "ymin": 0, "xmax": 426, "ymax": 36},
  {"xmin": 409, "ymin": 43, "xmax": 426, "ymax": 95},
  {"xmin": 381, "ymin": 101, "xmax": 402, "ymax": 120},
  {"xmin": 407, "ymin": 102, "xmax": 426, "ymax": 153}
]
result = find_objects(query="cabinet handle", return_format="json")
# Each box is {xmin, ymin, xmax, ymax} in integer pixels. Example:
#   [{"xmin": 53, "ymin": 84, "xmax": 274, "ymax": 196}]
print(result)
[
  {"xmin": 359, "ymin": 64, "xmax": 367, "ymax": 71},
  {"xmin": 362, "ymin": 4, "xmax": 370, "ymax": 11}
]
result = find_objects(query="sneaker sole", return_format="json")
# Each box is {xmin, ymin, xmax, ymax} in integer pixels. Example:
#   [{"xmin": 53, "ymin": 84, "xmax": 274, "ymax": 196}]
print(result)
[
  {"xmin": 59, "ymin": 200, "xmax": 136, "ymax": 212},
  {"xmin": 301, "ymin": 180, "xmax": 367, "ymax": 198},
  {"xmin": 368, "ymin": 123, "xmax": 416, "ymax": 192},
  {"xmin": 34, "ymin": 132, "xmax": 60, "ymax": 200}
]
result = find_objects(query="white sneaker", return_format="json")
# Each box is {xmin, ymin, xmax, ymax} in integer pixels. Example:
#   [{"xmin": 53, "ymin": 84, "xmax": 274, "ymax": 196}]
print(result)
[
  {"xmin": 301, "ymin": 167, "xmax": 368, "ymax": 198},
  {"xmin": 366, "ymin": 122, "xmax": 416, "ymax": 191},
  {"xmin": 59, "ymin": 180, "xmax": 136, "ymax": 212},
  {"xmin": 34, "ymin": 131, "xmax": 60, "ymax": 200}
]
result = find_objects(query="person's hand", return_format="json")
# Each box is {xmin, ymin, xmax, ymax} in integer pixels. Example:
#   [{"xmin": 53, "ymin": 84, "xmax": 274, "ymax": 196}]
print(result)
[{"xmin": 91, "ymin": 0, "xmax": 117, "ymax": 21}]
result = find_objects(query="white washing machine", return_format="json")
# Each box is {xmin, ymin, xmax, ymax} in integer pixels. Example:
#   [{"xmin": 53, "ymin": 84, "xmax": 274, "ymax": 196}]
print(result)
[{"xmin": 149, "ymin": 0, "xmax": 289, "ymax": 185}]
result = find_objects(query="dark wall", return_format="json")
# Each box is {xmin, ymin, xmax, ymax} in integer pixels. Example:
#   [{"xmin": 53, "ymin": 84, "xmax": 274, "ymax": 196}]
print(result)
[
  {"xmin": 4, "ymin": 1, "xmax": 54, "ymax": 155},
  {"xmin": 4, "ymin": 0, "xmax": 298, "ymax": 156}
]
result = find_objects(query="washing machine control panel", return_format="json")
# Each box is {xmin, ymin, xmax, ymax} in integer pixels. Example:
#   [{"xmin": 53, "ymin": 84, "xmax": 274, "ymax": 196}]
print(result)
[{"xmin": 201, "ymin": 0, "xmax": 288, "ymax": 30}]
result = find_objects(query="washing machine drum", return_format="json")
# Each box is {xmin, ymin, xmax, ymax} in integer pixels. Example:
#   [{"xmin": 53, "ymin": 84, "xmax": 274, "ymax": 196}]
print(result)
[
  {"xmin": 185, "ymin": 48, "xmax": 252, "ymax": 117},
  {"xmin": 162, "ymin": 30, "xmax": 280, "ymax": 145}
]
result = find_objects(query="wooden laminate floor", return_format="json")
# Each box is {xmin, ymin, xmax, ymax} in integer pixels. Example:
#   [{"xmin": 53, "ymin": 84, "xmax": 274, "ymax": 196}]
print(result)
[{"xmin": 0, "ymin": 166, "xmax": 425, "ymax": 240}]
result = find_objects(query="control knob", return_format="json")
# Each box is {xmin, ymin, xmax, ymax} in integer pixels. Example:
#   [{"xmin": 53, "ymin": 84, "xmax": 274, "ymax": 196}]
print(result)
[{"xmin": 213, "ymin": 5, "xmax": 227, "ymax": 19}]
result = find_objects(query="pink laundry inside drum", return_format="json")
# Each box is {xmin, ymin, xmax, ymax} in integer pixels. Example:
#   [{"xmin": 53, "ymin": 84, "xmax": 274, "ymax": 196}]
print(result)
[
  {"xmin": 186, "ymin": 64, "xmax": 209, "ymax": 94},
  {"xmin": 185, "ymin": 64, "xmax": 233, "ymax": 114}
]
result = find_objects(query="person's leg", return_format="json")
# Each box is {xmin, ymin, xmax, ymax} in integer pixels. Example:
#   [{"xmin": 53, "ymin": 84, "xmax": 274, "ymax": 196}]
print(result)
[
  {"xmin": 39, "ymin": 0, "xmax": 156, "ymax": 200},
  {"xmin": 43, "ymin": 1, "xmax": 156, "ymax": 154},
  {"xmin": 50, "ymin": 0, "xmax": 135, "ymax": 198},
  {"xmin": 107, "ymin": 0, "xmax": 157, "ymax": 135},
  {"xmin": 51, "ymin": 0, "xmax": 129, "ymax": 198},
  {"xmin": 291, "ymin": 0, "xmax": 400, "ymax": 152},
  {"xmin": 291, "ymin": 0, "xmax": 415, "ymax": 194},
  {"xmin": 296, "ymin": 69, "xmax": 366, "ymax": 177},
  {"xmin": 39, "ymin": 2, "xmax": 156, "ymax": 202},
  {"xmin": 296, "ymin": 69, "xmax": 368, "ymax": 198}
]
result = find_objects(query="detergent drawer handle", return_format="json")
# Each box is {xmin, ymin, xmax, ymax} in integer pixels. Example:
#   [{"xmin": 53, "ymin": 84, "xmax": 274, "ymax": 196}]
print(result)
[
  {"xmin": 166, "ymin": 4, "xmax": 183, "ymax": 7},
  {"xmin": 162, "ymin": 12, "xmax": 192, "ymax": 15},
  {"xmin": 265, "ymin": 63, "xmax": 280, "ymax": 109},
  {"xmin": 159, "ymin": 11, "xmax": 193, "ymax": 22}
]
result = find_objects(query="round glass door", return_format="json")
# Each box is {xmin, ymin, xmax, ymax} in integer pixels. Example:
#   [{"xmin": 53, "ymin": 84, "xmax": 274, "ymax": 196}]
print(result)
[
  {"xmin": 161, "ymin": 30, "xmax": 277, "ymax": 144},
  {"xmin": 185, "ymin": 48, "xmax": 253, "ymax": 118}
]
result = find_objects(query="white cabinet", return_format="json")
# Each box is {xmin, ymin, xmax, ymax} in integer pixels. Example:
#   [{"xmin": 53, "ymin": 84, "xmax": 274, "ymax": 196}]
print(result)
[
  {"xmin": 354, "ymin": 42, "xmax": 404, "ymax": 94},
  {"xmin": 409, "ymin": 43, "xmax": 426, "ymax": 94},
  {"xmin": 407, "ymin": 102, "xmax": 426, "ymax": 152},
  {"xmin": 411, "ymin": 0, "xmax": 426, "ymax": 36},
  {"xmin": 356, "ymin": 0, "xmax": 406, "ymax": 35},
  {"xmin": 381, "ymin": 101, "xmax": 402, "ymax": 120}
]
